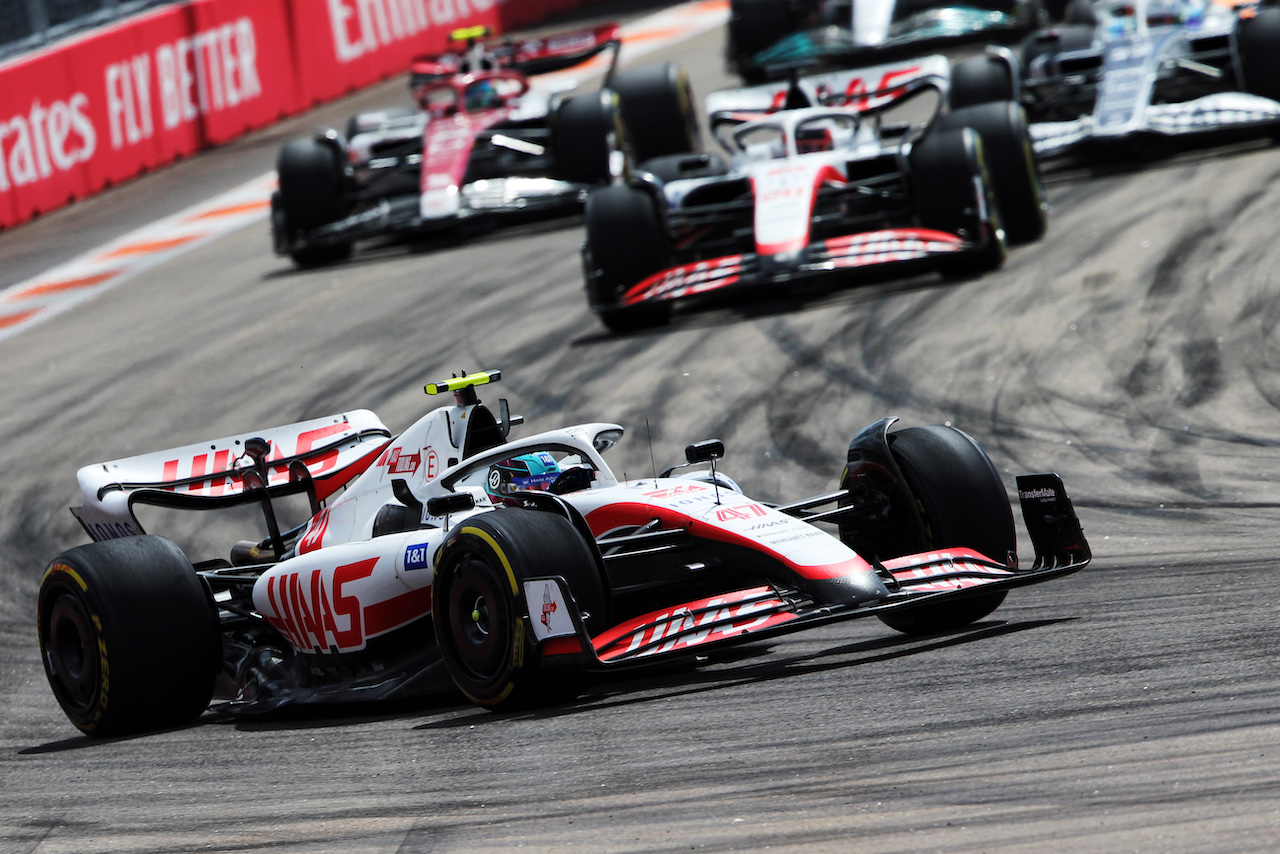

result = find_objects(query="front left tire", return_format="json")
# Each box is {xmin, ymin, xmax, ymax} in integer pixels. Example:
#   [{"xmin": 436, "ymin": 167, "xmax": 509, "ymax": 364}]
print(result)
[
  {"xmin": 432, "ymin": 511, "xmax": 607, "ymax": 709},
  {"xmin": 876, "ymin": 426, "xmax": 1018, "ymax": 635},
  {"xmin": 275, "ymin": 137, "xmax": 354, "ymax": 267},
  {"xmin": 583, "ymin": 185, "xmax": 673, "ymax": 332}
]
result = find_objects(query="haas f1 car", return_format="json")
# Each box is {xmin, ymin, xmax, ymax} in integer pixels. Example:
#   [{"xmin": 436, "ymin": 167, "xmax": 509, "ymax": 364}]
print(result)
[
  {"xmin": 581, "ymin": 55, "xmax": 1046, "ymax": 332},
  {"xmin": 270, "ymin": 25, "xmax": 699, "ymax": 267},
  {"xmin": 39, "ymin": 370, "xmax": 1089, "ymax": 736},
  {"xmin": 953, "ymin": 0, "xmax": 1280, "ymax": 158},
  {"xmin": 727, "ymin": 0, "xmax": 1044, "ymax": 83}
]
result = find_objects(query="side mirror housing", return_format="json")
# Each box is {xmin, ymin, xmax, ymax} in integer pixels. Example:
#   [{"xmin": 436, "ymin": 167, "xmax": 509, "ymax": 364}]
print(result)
[
  {"xmin": 426, "ymin": 492, "xmax": 476, "ymax": 518},
  {"xmin": 685, "ymin": 439, "xmax": 725, "ymax": 465}
]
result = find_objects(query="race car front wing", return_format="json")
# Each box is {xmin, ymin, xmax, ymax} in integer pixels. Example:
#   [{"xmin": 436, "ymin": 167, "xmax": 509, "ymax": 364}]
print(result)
[
  {"xmin": 1031, "ymin": 92, "xmax": 1280, "ymax": 158},
  {"xmin": 277, "ymin": 178, "xmax": 588, "ymax": 254},
  {"xmin": 612, "ymin": 228, "xmax": 968, "ymax": 308},
  {"xmin": 529, "ymin": 472, "xmax": 1090, "ymax": 668}
]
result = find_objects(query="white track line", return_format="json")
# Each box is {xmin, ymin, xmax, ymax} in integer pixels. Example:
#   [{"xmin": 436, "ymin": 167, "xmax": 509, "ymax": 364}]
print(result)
[{"xmin": 0, "ymin": 0, "xmax": 729, "ymax": 344}]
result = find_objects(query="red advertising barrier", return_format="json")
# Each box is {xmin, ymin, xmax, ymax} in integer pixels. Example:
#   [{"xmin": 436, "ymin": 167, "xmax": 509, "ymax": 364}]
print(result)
[
  {"xmin": 0, "ymin": 0, "xmax": 305, "ymax": 229},
  {"xmin": 287, "ymin": 0, "xmax": 505, "ymax": 107},
  {"xmin": 0, "ymin": 0, "xmax": 596, "ymax": 231}
]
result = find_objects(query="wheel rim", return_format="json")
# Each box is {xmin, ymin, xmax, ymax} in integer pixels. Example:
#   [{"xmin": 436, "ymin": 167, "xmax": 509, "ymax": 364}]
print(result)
[
  {"xmin": 44, "ymin": 592, "xmax": 99, "ymax": 714},
  {"xmin": 445, "ymin": 557, "xmax": 511, "ymax": 684}
]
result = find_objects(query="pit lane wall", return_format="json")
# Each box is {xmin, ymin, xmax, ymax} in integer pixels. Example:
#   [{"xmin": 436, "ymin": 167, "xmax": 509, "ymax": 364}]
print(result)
[{"xmin": 0, "ymin": 0, "xmax": 594, "ymax": 230}]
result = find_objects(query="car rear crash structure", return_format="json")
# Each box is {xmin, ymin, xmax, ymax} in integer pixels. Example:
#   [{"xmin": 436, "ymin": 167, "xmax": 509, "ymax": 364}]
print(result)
[
  {"xmin": 270, "ymin": 25, "xmax": 699, "ymax": 266},
  {"xmin": 39, "ymin": 370, "xmax": 1089, "ymax": 736},
  {"xmin": 580, "ymin": 55, "xmax": 1047, "ymax": 332}
]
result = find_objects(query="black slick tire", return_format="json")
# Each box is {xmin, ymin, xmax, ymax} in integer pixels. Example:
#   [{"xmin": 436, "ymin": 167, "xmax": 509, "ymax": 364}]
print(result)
[
  {"xmin": 877, "ymin": 426, "xmax": 1017, "ymax": 635},
  {"xmin": 37, "ymin": 535, "xmax": 220, "ymax": 736},
  {"xmin": 432, "ymin": 511, "xmax": 606, "ymax": 710},
  {"xmin": 609, "ymin": 63, "xmax": 701, "ymax": 162},
  {"xmin": 936, "ymin": 101, "xmax": 1046, "ymax": 245},
  {"xmin": 1238, "ymin": 8, "xmax": 1280, "ymax": 104},
  {"xmin": 909, "ymin": 127, "xmax": 1007, "ymax": 277},
  {"xmin": 1063, "ymin": 0, "xmax": 1097, "ymax": 26},
  {"xmin": 583, "ymin": 185, "xmax": 672, "ymax": 332},
  {"xmin": 554, "ymin": 90, "xmax": 624, "ymax": 185},
  {"xmin": 950, "ymin": 55, "xmax": 1017, "ymax": 110},
  {"xmin": 276, "ymin": 137, "xmax": 353, "ymax": 267}
]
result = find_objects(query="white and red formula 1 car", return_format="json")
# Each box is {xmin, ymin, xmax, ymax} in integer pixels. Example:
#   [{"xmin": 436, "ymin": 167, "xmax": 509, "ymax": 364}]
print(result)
[
  {"xmin": 39, "ymin": 370, "xmax": 1089, "ymax": 736},
  {"xmin": 581, "ymin": 54, "xmax": 1047, "ymax": 332},
  {"xmin": 270, "ymin": 24, "xmax": 699, "ymax": 267}
]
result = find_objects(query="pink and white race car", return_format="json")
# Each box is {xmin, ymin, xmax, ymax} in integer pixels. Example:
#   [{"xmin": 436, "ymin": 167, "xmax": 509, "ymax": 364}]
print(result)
[
  {"xmin": 270, "ymin": 25, "xmax": 699, "ymax": 266},
  {"xmin": 581, "ymin": 54, "xmax": 1047, "ymax": 331},
  {"xmin": 38, "ymin": 370, "xmax": 1089, "ymax": 736}
]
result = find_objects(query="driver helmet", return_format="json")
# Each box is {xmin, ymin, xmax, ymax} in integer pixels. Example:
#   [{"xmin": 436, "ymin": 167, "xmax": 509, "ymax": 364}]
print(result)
[
  {"xmin": 796, "ymin": 126, "xmax": 834, "ymax": 154},
  {"xmin": 465, "ymin": 79, "xmax": 501, "ymax": 111},
  {"xmin": 486, "ymin": 452, "xmax": 562, "ymax": 505}
]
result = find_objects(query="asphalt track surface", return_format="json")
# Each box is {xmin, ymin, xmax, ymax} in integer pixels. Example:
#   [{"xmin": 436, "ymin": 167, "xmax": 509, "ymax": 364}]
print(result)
[{"xmin": 4, "ymin": 3, "xmax": 1280, "ymax": 852}]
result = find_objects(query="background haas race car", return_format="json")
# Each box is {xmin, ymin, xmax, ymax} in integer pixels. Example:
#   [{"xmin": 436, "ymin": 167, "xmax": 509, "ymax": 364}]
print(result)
[
  {"xmin": 39, "ymin": 370, "xmax": 1089, "ymax": 736},
  {"xmin": 270, "ymin": 24, "xmax": 699, "ymax": 267},
  {"xmin": 581, "ymin": 55, "xmax": 1047, "ymax": 332}
]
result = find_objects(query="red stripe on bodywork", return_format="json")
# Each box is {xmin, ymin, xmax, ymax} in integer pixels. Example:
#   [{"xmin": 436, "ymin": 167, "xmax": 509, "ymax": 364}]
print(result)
[
  {"xmin": 541, "ymin": 636, "xmax": 585, "ymax": 656},
  {"xmin": 821, "ymin": 228, "xmax": 964, "ymax": 268},
  {"xmin": 592, "ymin": 586, "xmax": 803, "ymax": 662},
  {"xmin": 621, "ymin": 255, "xmax": 744, "ymax": 306},
  {"xmin": 752, "ymin": 163, "xmax": 846, "ymax": 256},
  {"xmin": 314, "ymin": 440, "xmax": 390, "ymax": 502},
  {"xmin": 363, "ymin": 585, "xmax": 432, "ymax": 638},
  {"xmin": 584, "ymin": 502, "xmax": 873, "ymax": 582},
  {"xmin": 881, "ymin": 547, "xmax": 1014, "ymax": 591}
]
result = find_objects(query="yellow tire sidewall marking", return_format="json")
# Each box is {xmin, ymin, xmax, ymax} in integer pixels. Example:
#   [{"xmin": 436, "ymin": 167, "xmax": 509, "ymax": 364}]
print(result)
[
  {"xmin": 41, "ymin": 563, "xmax": 88, "ymax": 592},
  {"xmin": 458, "ymin": 526, "xmax": 525, "ymax": 698},
  {"xmin": 39, "ymin": 563, "xmax": 110, "ymax": 721},
  {"xmin": 460, "ymin": 527, "xmax": 519, "ymax": 595}
]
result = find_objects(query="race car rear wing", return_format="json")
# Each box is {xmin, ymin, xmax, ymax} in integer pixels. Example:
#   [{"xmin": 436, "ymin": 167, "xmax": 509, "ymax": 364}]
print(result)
[
  {"xmin": 71, "ymin": 410, "xmax": 391, "ymax": 543},
  {"xmin": 409, "ymin": 22, "xmax": 622, "ymax": 85},
  {"xmin": 706, "ymin": 55, "xmax": 951, "ymax": 149},
  {"xmin": 706, "ymin": 54, "xmax": 950, "ymax": 116}
]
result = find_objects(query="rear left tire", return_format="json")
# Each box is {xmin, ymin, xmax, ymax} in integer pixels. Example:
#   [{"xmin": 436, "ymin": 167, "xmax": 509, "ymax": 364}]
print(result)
[
  {"xmin": 949, "ymin": 55, "xmax": 1016, "ymax": 110},
  {"xmin": 38, "ymin": 536, "xmax": 220, "ymax": 736},
  {"xmin": 1238, "ymin": 7, "xmax": 1280, "ymax": 104},
  {"xmin": 554, "ymin": 91, "xmax": 624, "ymax": 185}
]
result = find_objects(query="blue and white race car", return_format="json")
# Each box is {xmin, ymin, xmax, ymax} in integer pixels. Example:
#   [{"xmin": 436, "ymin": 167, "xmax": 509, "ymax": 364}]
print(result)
[{"xmin": 982, "ymin": 0, "xmax": 1280, "ymax": 157}]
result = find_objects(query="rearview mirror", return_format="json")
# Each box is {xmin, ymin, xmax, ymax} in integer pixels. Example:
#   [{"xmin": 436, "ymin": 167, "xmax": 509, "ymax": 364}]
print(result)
[
  {"xmin": 426, "ymin": 492, "xmax": 476, "ymax": 518},
  {"xmin": 685, "ymin": 439, "xmax": 724, "ymax": 465}
]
